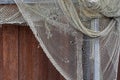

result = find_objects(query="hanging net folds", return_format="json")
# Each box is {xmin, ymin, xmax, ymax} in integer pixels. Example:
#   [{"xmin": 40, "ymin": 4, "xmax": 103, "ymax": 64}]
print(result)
[
  {"xmin": 1, "ymin": 0, "xmax": 120, "ymax": 80},
  {"xmin": 0, "ymin": 5, "xmax": 25, "ymax": 24}
]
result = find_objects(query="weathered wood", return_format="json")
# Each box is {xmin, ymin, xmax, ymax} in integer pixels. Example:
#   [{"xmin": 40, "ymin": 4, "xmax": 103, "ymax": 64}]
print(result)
[
  {"xmin": 3, "ymin": 24, "xmax": 19, "ymax": 80},
  {"xmin": 0, "ymin": 25, "xmax": 3, "ymax": 80},
  {"xmin": 0, "ymin": 24, "xmax": 120, "ymax": 80},
  {"xmin": 19, "ymin": 26, "xmax": 65, "ymax": 80},
  {"xmin": 0, "ymin": 24, "xmax": 65, "ymax": 80},
  {"xmin": 117, "ymin": 58, "xmax": 120, "ymax": 80},
  {"xmin": 0, "ymin": 0, "xmax": 15, "ymax": 4},
  {"xmin": 0, "ymin": 0, "xmax": 78, "ymax": 4},
  {"xmin": 19, "ymin": 26, "xmax": 48, "ymax": 80},
  {"xmin": 0, "ymin": 0, "xmax": 53, "ymax": 4}
]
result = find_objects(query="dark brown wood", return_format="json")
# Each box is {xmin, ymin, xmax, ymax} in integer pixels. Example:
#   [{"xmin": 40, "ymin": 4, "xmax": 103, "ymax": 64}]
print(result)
[
  {"xmin": 0, "ymin": 26, "xmax": 3, "ymax": 80},
  {"xmin": 118, "ymin": 57, "xmax": 120, "ymax": 80},
  {"xmin": 0, "ymin": 25, "xmax": 65, "ymax": 80},
  {"xmin": 0, "ymin": 24, "xmax": 120, "ymax": 80},
  {"xmin": 18, "ymin": 26, "xmax": 65, "ymax": 80},
  {"xmin": 19, "ymin": 26, "xmax": 48, "ymax": 80},
  {"xmin": 2, "ymin": 25, "xmax": 19, "ymax": 80}
]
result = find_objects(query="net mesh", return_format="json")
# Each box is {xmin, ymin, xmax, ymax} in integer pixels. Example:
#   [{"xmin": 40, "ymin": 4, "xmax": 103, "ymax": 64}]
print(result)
[
  {"xmin": 0, "ymin": 5, "xmax": 25, "ymax": 24},
  {"xmin": 1, "ymin": 0, "xmax": 120, "ymax": 80}
]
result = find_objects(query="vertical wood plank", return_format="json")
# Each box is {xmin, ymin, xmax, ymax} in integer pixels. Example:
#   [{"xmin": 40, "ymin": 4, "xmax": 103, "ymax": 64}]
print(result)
[
  {"xmin": 117, "ymin": 58, "xmax": 120, "ymax": 80},
  {"xmin": 2, "ymin": 24, "xmax": 18, "ymax": 80},
  {"xmin": 47, "ymin": 61, "xmax": 65, "ymax": 80},
  {"xmin": 0, "ymin": 25, "xmax": 3, "ymax": 80},
  {"xmin": 19, "ymin": 26, "xmax": 48, "ymax": 80},
  {"xmin": 0, "ymin": 24, "xmax": 67, "ymax": 80},
  {"xmin": 19, "ymin": 26, "xmax": 37, "ymax": 80},
  {"xmin": 47, "ymin": 61, "xmax": 61, "ymax": 80},
  {"xmin": 19, "ymin": 26, "xmax": 65, "ymax": 80}
]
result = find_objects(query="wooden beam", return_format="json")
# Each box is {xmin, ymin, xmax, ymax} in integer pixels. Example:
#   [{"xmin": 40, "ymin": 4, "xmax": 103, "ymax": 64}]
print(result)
[
  {"xmin": 0, "ymin": 25, "xmax": 3, "ymax": 80},
  {"xmin": 2, "ymin": 24, "xmax": 19, "ymax": 80},
  {"xmin": 0, "ymin": 0, "xmax": 78, "ymax": 4},
  {"xmin": 18, "ymin": 26, "xmax": 65, "ymax": 80},
  {"xmin": 0, "ymin": 0, "xmax": 15, "ymax": 4},
  {"xmin": 0, "ymin": 0, "xmax": 53, "ymax": 4}
]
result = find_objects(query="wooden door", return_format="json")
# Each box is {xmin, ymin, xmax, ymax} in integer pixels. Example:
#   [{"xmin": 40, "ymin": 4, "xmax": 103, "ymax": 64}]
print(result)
[
  {"xmin": 117, "ymin": 59, "xmax": 120, "ymax": 80},
  {"xmin": 0, "ymin": 24, "xmax": 65, "ymax": 80},
  {"xmin": 0, "ymin": 24, "xmax": 120, "ymax": 80}
]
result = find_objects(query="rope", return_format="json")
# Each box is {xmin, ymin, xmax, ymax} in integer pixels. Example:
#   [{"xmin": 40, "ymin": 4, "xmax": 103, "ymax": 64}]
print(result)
[{"xmin": 58, "ymin": 0, "xmax": 117, "ymax": 37}]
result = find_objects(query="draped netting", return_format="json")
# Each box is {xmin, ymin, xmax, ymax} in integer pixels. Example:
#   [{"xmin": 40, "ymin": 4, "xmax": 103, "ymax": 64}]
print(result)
[
  {"xmin": 1, "ymin": 0, "xmax": 120, "ymax": 80},
  {"xmin": 0, "ymin": 5, "xmax": 25, "ymax": 24}
]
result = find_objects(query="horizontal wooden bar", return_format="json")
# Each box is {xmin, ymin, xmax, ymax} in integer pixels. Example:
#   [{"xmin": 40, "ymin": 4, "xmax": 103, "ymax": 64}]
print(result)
[
  {"xmin": 0, "ymin": 0, "xmax": 15, "ymax": 4},
  {"xmin": 0, "ymin": 0, "xmax": 77, "ymax": 4},
  {"xmin": 0, "ymin": 0, "xmax": 53, "ymax": 4}
]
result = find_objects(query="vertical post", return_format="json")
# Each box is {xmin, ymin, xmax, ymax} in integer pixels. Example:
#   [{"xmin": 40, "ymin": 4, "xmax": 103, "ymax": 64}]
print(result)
[
  {"xmin": 91, "ymin": 19, "xmax": 100, "ymax": 80},
  {"xmin": 82, "ymin": 34, "xmax": 91, "ymax": 80}
]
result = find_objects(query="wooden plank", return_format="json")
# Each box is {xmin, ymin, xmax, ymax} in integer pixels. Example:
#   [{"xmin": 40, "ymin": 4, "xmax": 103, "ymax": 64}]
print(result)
[
  {"xmin": 0, "ymin": 0, "xmax": 52, "ymax": 4},
  {"xmin": 0, "ymin": 0, "xmax": 15, "ymax": 4},
  {"xmin": 19, "ymin": 26, "xmax": 43, "ymax": 80},
  {"xmin": 0, "ymin": 25, "xmax": 3, "ymax": 80},
  {"xmin": 2, "ymin": 24, "xmax": 19, "ymax": 80},
  {"xmin": 0, "ymin": 24, "xmax": 119, "ymax": 80},
  {"xmin": 47, "ymin": 61, "xmax": 63, "ymax": 80},
  {"xmin": 0, "ymin": 0, "xmax": 77, "ymax": 4},
  {"xmin": 19, "ymin": 26, "xmax": 64, "ymax": 80},
  {"xmin": 117, "ymin": 58, "xmax": 120, "ymax": 80}
]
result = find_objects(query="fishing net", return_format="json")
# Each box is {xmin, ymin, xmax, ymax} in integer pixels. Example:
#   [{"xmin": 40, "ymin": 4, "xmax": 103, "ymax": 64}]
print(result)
[
  {"xmin": 0, "ymin": 5, "xmax": 25, "ymax": 24},
  {"xmin": 1, "ymin": 0, "xmax": 120, "ymax": 80}
]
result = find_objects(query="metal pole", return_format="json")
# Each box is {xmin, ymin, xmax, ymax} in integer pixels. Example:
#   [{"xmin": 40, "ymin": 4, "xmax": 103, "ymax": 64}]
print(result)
[
  {"xmin": 82, "ymin": 34, "xmax": 91, "ymax": 80},
  {"xmin": 91, "ymin": 19, "xmax": 100, "ymax": 80},
  {"xmin": 82, "ymin": 19, "xmax": 100, "ymax": 80}
]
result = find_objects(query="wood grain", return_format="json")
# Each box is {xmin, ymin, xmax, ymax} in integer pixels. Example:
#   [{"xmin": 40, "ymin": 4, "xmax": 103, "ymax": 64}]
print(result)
[
  {"xmin": 2, "ymin": 24, "xmax": 19, "ymax": 80},
  {"xmin": 0, "ymin": 25, "xmax": 65, "ymax": 80},
  {"xmin": 117, "ymin": 58, "xmax": 120, "ymax": 80},
  {"xmin": 0, "ymin": 25, "xmax": 3, "ymax": 80},
  {"xmin": 19, "ymin": 26, "xmax": 48, "ymax": 80},
  {"xmin": 18, "ymin": 26, "xmax": 65, "ymax": 80},
  {"xmin": 1, "ymin": 24, "xmax": 120, "ymax": 80},
  {"xmin": 0, "ymin": 24, "xmax": 66, "ymax": 80}
]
